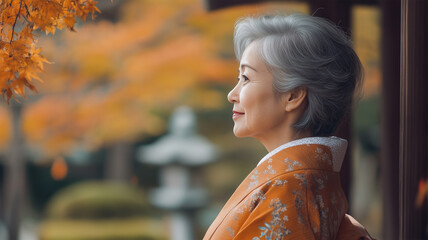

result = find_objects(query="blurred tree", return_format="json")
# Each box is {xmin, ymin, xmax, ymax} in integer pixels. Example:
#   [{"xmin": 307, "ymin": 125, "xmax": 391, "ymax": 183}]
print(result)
[
  {"xmin": 3, "ymin": 103, "xmax": 25, "ymax": 240},
  {"xmin": 352, "ymin": 6, "xmax": 381, "ymax": 97},
  {"xmin": 16, "ymin": 0, "xmax": 305, "ymax": 159},
  {"xmin": 1, "ymin": 1, "xmax": 100, "ymax": 240}
]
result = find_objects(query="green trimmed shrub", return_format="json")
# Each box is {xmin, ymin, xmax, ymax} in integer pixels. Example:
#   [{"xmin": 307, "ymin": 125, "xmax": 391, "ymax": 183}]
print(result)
[
  {"xmin": 39, "ymin": 218, "xmax": 167, "ymax": 240},
  {"xmin": 45, "ymin": 181, "xmax": 150, "ymax": 219}
]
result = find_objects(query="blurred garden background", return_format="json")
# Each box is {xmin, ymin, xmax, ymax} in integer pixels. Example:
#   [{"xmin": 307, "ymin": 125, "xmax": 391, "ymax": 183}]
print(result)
[{"xmin": 0, "ymin": 0, "xmax": 382, "ymax": 239}]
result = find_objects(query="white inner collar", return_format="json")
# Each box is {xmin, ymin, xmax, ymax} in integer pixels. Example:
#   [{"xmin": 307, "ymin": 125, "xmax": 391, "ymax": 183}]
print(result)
[{"xmin": 257, "ymin": 136, "xmax": 348, "ymax": 172}]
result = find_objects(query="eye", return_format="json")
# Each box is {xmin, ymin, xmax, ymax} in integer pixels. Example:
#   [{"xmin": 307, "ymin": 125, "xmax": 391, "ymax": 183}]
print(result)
[
  {"xmin": 242, "ymin": 75, "xmax": 249, "ymax": 82},
  {"xmin": 237, "ymin": 74, "xmax": 249, "ymax": 83}
]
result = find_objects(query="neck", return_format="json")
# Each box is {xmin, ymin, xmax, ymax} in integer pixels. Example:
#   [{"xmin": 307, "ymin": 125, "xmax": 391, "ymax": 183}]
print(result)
[{"xmin": 256, "ymin": 127, "xmax": 312, "ymax": 152}]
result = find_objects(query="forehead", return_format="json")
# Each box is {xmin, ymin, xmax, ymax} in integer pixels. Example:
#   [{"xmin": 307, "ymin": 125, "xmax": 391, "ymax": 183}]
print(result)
[
  {"xmin": 241, "ymin": 41, "xmax": 260, "ymax": 60},
  {"xmin": 240, "ymin": 41, "xmax": 267, "ymax": 72}
]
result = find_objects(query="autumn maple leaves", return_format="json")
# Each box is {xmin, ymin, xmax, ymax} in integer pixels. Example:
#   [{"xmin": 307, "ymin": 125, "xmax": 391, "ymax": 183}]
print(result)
[{"xmin": 0, "ymin": 0, "xmax": 100, "ymax": 102}]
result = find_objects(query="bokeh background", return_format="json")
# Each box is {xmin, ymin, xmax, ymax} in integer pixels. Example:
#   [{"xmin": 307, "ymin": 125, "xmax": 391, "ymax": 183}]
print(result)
[{"xmin": 0, "ymin": 0, "xmax": 383, "ymax": 239}]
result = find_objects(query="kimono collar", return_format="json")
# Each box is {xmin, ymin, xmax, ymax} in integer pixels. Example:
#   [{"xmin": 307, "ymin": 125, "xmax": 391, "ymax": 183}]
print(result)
[{"xmin": 258, "ymin": 136, "xmax": 348, "ymax": 172}]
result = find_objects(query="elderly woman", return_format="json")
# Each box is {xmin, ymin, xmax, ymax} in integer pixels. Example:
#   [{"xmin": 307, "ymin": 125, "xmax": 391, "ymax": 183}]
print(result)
[{"xmin": 204, "ymin": 14, "xmax": 374, "ymax": 240}]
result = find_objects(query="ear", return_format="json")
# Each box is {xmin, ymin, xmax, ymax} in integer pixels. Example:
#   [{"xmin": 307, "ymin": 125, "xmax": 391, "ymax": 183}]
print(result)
[{"xmin": 283, "ymin": 87, "xmax": 307, "ymax": 112}]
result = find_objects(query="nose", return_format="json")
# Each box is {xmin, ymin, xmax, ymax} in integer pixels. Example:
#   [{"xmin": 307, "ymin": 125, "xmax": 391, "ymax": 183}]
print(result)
[{"xmin": 227, "ymin": 83, "xmax": 240, "ymax": 103}]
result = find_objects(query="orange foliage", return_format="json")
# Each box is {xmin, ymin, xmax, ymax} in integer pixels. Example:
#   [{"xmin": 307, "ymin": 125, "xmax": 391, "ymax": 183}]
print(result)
[
  {"xmin": 0, "ymin": 0, "xmax": 100, "ymax": 102},
  {"xmin": 417, "ymin": 179, "xmax": 428, "ymax": 208},
  {"xmin": 352, "ymin": 6, "xmax": 382, "ymax": 97},
  {"xmin": 0, "ymin": 106, "xmax": 12, "ymax": 148},
  {"xmin": 51, "ymin": 156, "xmax": 68, "ymax": 180}
]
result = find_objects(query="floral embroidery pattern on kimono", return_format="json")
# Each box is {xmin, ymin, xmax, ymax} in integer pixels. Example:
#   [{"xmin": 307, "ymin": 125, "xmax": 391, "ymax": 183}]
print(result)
[{"xmin": 253, "ymin": 198, "xmax": 291, "ymax": 240}]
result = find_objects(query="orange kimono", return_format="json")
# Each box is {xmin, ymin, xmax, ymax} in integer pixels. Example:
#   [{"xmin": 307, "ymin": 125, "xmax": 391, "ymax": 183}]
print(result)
[{"xmin": 204, "ymin": 137, "xmax": 373, "ymax": 240}]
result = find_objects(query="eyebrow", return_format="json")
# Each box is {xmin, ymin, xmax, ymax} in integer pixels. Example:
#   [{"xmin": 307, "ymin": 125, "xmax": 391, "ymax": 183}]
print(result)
[{"xmin": 239, "ymin": 64, "xmax": 257, "ymax": 72}]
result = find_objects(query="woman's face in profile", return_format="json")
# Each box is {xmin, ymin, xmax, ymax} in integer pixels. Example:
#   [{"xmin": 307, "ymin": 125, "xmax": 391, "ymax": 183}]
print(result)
[{"xmin": 227, "ymin": 42, "xmax": 288, "ymax": 141}]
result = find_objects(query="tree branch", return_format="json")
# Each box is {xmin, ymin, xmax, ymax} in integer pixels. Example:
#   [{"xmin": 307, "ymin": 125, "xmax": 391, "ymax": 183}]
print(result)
[
  {"xmin": 23, "ymin": 0, "xmax": 30, "ymax": 18},
  {"xmin": 22, "ymin": 0, "xmax": 31, "ymax": 24},
  {"xmin": 10, "ymin": 0, "xmax": 23, "ymax": 44}
]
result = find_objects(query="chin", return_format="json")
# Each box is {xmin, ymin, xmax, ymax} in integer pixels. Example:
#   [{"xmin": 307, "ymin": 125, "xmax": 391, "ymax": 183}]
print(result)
[
  {"xmin": 234, "ymin": 133, "xmax": 245, "ymax": 138},
  {"xmin": 233, "ymin": 127, "xmax": 248, "ymax": 138}
]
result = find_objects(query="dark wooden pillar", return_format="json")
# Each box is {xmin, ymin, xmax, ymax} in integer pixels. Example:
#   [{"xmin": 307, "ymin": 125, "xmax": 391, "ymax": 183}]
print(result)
[
  {"xmin": 379, "ymin": 0, "xmax": 401, "ymax": 239},
  {"xmin": 400, "ymin": 0, "xmax": 428, "ymax": 239},
  {"xmin": 204, "ymin": 0, "xmax": 266, "ymax": 10},
  {"xmin": 309, "ymin": 0, "xmax": 353, "ymax": 202}
]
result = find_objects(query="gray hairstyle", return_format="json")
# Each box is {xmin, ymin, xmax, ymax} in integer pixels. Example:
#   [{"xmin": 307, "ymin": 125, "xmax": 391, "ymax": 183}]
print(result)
[{"xmin": 234, "ymin": 14, "xmax": 363, "ymax": 136}]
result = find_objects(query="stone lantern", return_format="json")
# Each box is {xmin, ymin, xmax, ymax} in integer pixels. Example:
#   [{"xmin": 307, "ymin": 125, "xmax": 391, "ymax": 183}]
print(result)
[{"xmin": 137, "ymin": 106, "xmax": 217, "ymax": 240}]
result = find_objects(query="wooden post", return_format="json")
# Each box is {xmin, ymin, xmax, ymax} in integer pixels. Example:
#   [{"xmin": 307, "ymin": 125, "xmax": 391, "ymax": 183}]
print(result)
[
  {"xmin": 400, "ymin": 0, "xmax": 428, "ymax": 239},
  {"xmin": 379, "ymin": 0, "xmax": 401, "ymax": 238}
]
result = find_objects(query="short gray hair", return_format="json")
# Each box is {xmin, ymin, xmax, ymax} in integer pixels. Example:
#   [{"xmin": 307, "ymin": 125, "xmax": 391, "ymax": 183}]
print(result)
[{"xmin": 234, "ymin": 14, "xmax": 363, "ymax": 136}]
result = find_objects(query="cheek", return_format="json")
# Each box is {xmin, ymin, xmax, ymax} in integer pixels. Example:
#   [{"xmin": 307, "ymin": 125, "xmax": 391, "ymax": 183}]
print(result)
[
  {"xmin": 240, "ymin": 87, "xmax": 272, "ymax": 114},
  {"xmin": 240, "ymin": 91, "xmax": 267, "ymax": 126},
  {"xmin": 243, "ymin": 92, "xmax": 284, "ymax": 124},
  {"xmin": 239, "ymin": 86, "xmax": 265, "ymax": 107},
  {"xmin": 239, "ymin": 89, "xmax": 252, "ymax": 108}
]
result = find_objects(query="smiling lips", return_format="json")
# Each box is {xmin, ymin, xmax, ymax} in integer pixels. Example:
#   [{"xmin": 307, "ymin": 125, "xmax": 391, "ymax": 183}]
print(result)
[{"xmin": 233, "ymin": 110, "xmax": 244, "ymax": 119}]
